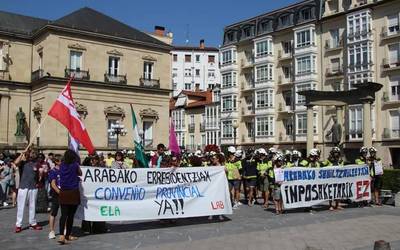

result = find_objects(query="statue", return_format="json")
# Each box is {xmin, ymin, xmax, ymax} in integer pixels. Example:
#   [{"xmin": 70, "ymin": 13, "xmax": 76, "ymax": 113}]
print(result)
[
  {"xmin": 326, "ymin": 116, "xmax": 342, "ymax": 146},
  {"xmin": 15, "ymin": 107, "xmax": 26, "ymax": 137}
]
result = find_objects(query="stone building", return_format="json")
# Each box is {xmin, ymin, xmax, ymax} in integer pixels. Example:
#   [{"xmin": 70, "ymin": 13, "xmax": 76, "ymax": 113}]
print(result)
[
  {"xmin": 0, "ymin": 7, "xmax": 172, "ymax": 154},
  {"xmin": 219, "ymin": 0, "xmax": 400, "ymax": 166}
]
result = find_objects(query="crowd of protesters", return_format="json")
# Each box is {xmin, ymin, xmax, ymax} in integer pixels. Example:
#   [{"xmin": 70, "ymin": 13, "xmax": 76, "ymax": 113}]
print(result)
[{"xmin": 0, "ymin": 143, "xmax": 384, "ymax": 244}]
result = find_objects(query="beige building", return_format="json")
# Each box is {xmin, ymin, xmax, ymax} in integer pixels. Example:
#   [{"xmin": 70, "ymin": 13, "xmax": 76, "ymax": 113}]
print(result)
[
  {"xmin": 220, "ymin": 0, "xmax": 400, "ymax": 166},
  {"xmin": 0, "ymin": 7, "xmax": 172, "ymax": 154}
]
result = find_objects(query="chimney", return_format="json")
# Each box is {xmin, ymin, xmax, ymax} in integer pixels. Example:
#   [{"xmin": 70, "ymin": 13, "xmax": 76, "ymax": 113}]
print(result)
[
  {"xmin": 200, "ymin": 39, "xmax": 205, "ymax": 49},
  {"xmin": 154, "ymin": 26, "xmax": 165, "ymax": 36}
]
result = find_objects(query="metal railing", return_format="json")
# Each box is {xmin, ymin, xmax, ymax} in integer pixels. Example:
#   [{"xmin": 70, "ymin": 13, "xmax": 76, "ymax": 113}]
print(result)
[
  {"xmin": 325, "ymin": 67, "xmax": 344, "ymax": 77},
  {"xmin": 65, "ymin": 68, "xmax": 90, "ymax": 80},
  {"xmin": 188, "ymin": 123, "xmax": 195, "ymax": 133},
  {"xmin": 139, "ymin": 77, "xmax": 160, "ymax": 88},
  {"xmin": 0, "ymin": 69, "xmax": 10, "ymax": 80},
  {"xmin": 105, "ymin": 74, "xmax": 127, "ymax": 84},
  {"xmin": 31, "ymin": 69, "xmax": 44, "ymax": 81},
  {"xmin": 200, "ymin": 123, "xmax": 205, "ymax": 132}
]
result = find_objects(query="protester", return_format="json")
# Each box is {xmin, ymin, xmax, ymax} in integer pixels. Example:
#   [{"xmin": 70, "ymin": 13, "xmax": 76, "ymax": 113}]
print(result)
[
  {"xmin": 287, "ymin": 150, "xmax": 302, "ymax": 167},
  {"xmin": 355, "ymin": 147, "xmax": 368, "ymax": 165},
  {"xmin": 48, "ymin": 154, "xmax": 61, "ymax": 239},
  {"xmin": 14, "ymin": 150, "xmax": 43, "ymax": 233},
  {"xmin": 46, "ymin": 153, "xmax": 56, "ymax": 169},
  {"xmin": 225, "ymin": 146, "xmax": 242, "ymax": 209},
  {"xmin": 0, "ymin": 159, "xmax": 12, "ymax": 207},
  {"xmin": 242, "ymin": 148, "xmax": 257, "ymax": 206},
  {"xmin": 301, "ymin": 148, "xmax": 321, "ymax": 168},
  {"xmin": 256, "ymin": 148, "xmax": 271, "ymax": 209},
  {"xmin": 208, "ymin": 151, "xmax": 224, "ymax": 221},
  {"xmin": 124, "ymin": 151, "xmax": 134, "ymax": 168},
  {"xmin": 151, "ymin": 144, "xmax": 166, "ymax": 168},
  {"xmin": 368, "ymin": 147, "xmax": 383, "ymax": 206},
  {"xmin": 36, "ymin": 153, "xmax": 50, "ymax": 213},
  {"xmin": 271, "ymin": 153, "xmax": 284, "ymax": 215},
  {"xmin": 58, "ymin": 150, "xmax": 81, "ymax": 244},
  {"xmin": 111, "ymin": 151, "xmax": 128, "ymax": 169},
  {"xmin": 105, "ymin": 153, "xmax": 114, "ymax": 167},
  {"xmin": 323, "ymin": 147, "xmax": 344, "ymax": 211}
]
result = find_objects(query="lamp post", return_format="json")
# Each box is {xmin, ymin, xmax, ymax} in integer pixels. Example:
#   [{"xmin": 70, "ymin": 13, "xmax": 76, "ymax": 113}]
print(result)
[
  {"xmin": 107, "ymin": 120, "xmax": 127, "ymax": 151},
  {"xmin": 232, "ymin": 120, "xmax": 239, "ymax": 147}
]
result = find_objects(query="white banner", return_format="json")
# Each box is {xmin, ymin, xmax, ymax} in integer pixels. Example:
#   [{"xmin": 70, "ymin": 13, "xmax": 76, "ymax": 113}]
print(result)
[
  {"xmin": 76, "ymin": 167, "xmax": 232, "ymax": 221},
  {"xmin": 281, "ymin": 165, "xmax": 371, "ymax": 209}
]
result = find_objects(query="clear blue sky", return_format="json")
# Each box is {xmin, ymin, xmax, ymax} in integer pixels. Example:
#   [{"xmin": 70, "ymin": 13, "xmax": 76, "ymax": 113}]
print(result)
[{"xmin": 2, "ymin": 0, "xmax": 299, "ymax": 47}]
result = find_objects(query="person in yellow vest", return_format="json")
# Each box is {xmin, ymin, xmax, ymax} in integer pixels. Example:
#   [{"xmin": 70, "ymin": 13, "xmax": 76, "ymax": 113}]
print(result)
[
  {"xmin": 104, "ymin": 153, "xmax": 114, "ymax": 168},
  {"xmin": 355, "ymin": 146, "xmax": 369, "ymax": 207},
  {"xmin": 300, "ymin": 148, "xmax": 321, "ymax": 168},
  {"xmin": 271, "ymin": 153, "xmax": 285, "ymax": 215},
  {"xmin": 286, "ymin": 150, "xmax": 302, "ymax": 168},
  {"xmin": 368, "ymin": 147, "xmax": 383, "ymax": 206},
  {"xmin": 257, "ymin": 148, "xmax": 272, "ymax": 209},
  {"xmin": 124, "ymin": 151, "xmax": 134, "ymax": 169},
  {"xmin": 323, "ymin": 147, "xmax": 345, "ymax": 211},
  {"xmin": 225, "ymin": 146, "xmax": 242, "ymax": 209}
]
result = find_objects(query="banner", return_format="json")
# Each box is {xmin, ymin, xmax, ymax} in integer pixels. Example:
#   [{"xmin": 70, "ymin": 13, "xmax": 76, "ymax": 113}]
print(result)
[
  {"xmin": 281, "ymin": 165, "xmax": 371, "ymax": 209},
  {"xmin": 77, "ymin": 166, "xmax": 232, "ymax": 221}
]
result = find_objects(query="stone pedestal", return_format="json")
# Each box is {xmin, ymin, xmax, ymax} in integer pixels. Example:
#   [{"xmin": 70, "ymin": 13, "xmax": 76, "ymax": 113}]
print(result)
[
  {"xmin": 395, "ymin": 192, "xmax": 400, "ymax": 207},
  {"xmin": 15, "ymin": 135, "xmax": 26, "ymax": 143}
]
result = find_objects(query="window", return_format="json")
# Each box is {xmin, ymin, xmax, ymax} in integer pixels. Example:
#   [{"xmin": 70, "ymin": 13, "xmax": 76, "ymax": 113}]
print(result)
[
  {"xmin": 389, "ymin": 43, "xmax": 400, "ymax": 64},
  {"xmin": 256, "ymin": 40, "xmax": 273, "ymax": 57},
  {"xmin": 242, "ymin": 26, "xmax": 254, "ymax": 38},
  {"xmin": 222, "ymin": 72, "xmax": 237, "ymax": 88},
  {"xmin": 331, "ymin": 58, "xmax": 341, "ymax": 72},
  {"xmin": 283, "ymin": 41, "xmax": 292, "ymax": 54},
  {"xmin": 143, "ymin": 121, "xmax": 153, "ymax": 147},
  {"xmin": 222, "ymin": 120, "xmax": 233, "ymax": 138},
  {"xmin": 259, "ymin": 20, "xmax": 272, "ymax": 33},
  {"xmin": 300, "ymin": 8, "xmax": 312, "ymax": 21},
  {"xmin": 184, "ymin": 68, "xmax": 192, "ymax": 76},
  {"xmin": 283, "ymin": 118, "xmax": 293, "ymax": 135},
  {"xmin": 143, "ymin": 62, "xmax": 153, "ymax": 79},
  {"xmin": 390, "ymin": 110, "xmax": 400, "ymax": 138},
  {"xmin": 330, "ymin": 29, "xmax": 340, "ymax": 48},
  {"xmin": 296, "ymin": 84, "xmax": 314, "ymax": 104},
  {"xmin": 38, "ymin": 51, "xmax": 43, "ymax": 70},
  {"xmin": 349, "ymin": 106, "xmax": 363, "ymax": 139},
  {"xmin": 256, "ymin": 64, "xmax": 273, "ymax": 82},
  {"xmin": 256, "ymin": 116, "xmax": 274, "ymax": 136},
  {"xmin": 185, "ymin": 83, "xmax": 191, "ymax": 90},
  {"xmin": 347, "ymin": 11, "xmax": 371, "ymax": 40},
  {"xmin": 195, "ymin": 69, "xmax": 200, "ymax": 77},
  {"xmin": 296, "ymin": 29, "xmax": 314, "ymax": 48},
  {"xmin": 283, "ymin": 90, "xmax": 292, "ymax": 106},
  {"xmin": 70, "ymin": 51, "xmax": 82, "ymax": 70},
  {"xmin": 185, "ymin": 54, "xmax": 191, "ymax": 62},
  {"xmin": 390, "ymin": 76, "xmax": 400, "ymax": 101},
  {"xmin": 296, "ymin": 113, "xmax": 317, "ymax": 135},
  {"xmin": 107, "ymin": 119, "xmax": 118, "ymax": 147},
  {"xmin": 201, "ymin": 134, "xmax": 206, "ymax": 146},
  {"xmin": 348, "ymin": 42, "xmax": 372, "ymax": 72},
  {"xmin": 256, "ymin": 89, "xmax": 274, "ymax": 108},
  {"xmin": 208, "ymin": 55, "xmax": 215, "ymax": 63},
  {"xmin": 222, "ymin": 95, "xmax": 237, "ymax": 112},
  {"xmin": 190, "ymin": 114, "xmax": 194, "ymax": 125},
  {"xmin": 195, "ymin": 55, "xmax": 200, "ymax": 62},
  {"xmin": 388, "ymin": 14, "xmax": 400, "ymax": 35},
  {"xmin": 296, "ymin": 56, "xmax": 316, "ymax": 75},
  {"xmin": 172, "ymin": 109, "xmax": 185, "ymax": 130},
  {"xmin": 246, "ymin": 122, "xmax": 254, "ymax": 137},
  {"xmin": 173, "ymin": 54, "xmax": 178, "ymax": 62},
  {"xmin": 173, "ymin": 82, "xmax": 177, "ymax": 90},
  {"xmin": 108, "ymin": 57, "xmax": 119, "ymax": 76},
  {"xmin": 172, "ymin": 68, "xmax": 178, "ymax": 78},
  {"xmin": 221, "ymin": 50, "xmax": 236, "ymax": 65},
  {"xmin": 282, "ymin": 66, "xmax": 291, "ymax": 78},
  {"xmin": 348, "ymin": 72, "xmax": 372, "ymax": 89},
  {"xmin": 208, "ymin": 70, "xmax": 215, "ymax": 78},
  {"xmin": 280, "ymin": 14, "xmax": 290, "ymax": 26}
]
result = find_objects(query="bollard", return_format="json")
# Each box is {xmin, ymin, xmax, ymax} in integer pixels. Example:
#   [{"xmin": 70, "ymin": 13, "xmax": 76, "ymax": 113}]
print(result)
[{"xmin": 374, "ymin": 240, "xmax": 391, "ymax": 250}]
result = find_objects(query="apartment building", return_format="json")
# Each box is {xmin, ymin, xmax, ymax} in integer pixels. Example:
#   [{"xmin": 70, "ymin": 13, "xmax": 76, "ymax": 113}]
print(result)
[
  {"xmin": 0, "ymin": 7, "xmax": 172, "ymax": 153},
  {"xmin": 170, "ymin": 89, "xmax": 220, "ymax": 151},
  {"xmin": 171, "ymin": 40, "xmax": 219, "ymax": 96},
  {"xmin": 220, "ymin": 0, "xmax": 400, "ymax": 166}
]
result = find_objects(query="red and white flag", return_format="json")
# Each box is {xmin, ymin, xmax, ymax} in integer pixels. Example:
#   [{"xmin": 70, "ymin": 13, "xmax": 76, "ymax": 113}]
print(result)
[{"xmin": 48, "ymin": 79, "xmax": 95, "ymax": 154}]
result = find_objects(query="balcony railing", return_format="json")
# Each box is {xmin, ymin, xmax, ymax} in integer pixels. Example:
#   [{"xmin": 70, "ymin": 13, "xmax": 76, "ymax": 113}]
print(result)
[
  {"xmin": 0, "ymin": 70, "xmax": 10, "ymax": 80},
  {"xmin": 241, "ymin": 106, "xmax": 255, "ymax": 116},
  {"xmin": 205, "ymin": 122, "xmax": 219, "ymax": 129},
  {"xmin": 31, "ymin": 69, "xmax": 44, "ymax": 81},
  {"xmin": 325, "ymin": 38, "xmax": 343, "ymax": 51},
  {"xmin": 200, "ymin": 123, "xmax": 205, "ymax": 132},
  {"xmin": 65, "ymin": 68, "xmax": 90, "ymax": 80},
  {"xmin": 144, "ymin": 139, "xmax": 153, "ymax": 149},
  {"xmin": 382, "ymin": 58, "xmax": 400, "ymax": 71},
  {"xmin": 105, "ymin": 74, "xmax": 127, "ymax": 84},
  {"xmin": 380, "ymin": 26, "xmax": 400, "ymax": 40},
  {"xmin": 325, "ymin": 67, "xmax": 344, "ymax": 78},
  {"xmin": 140, "ymin": 78, "xmax": 160, "ymax": 88},
  {"xmin": 188, "ymin": 123, "xmax": 195, "ymax": 133},
  {"xmin": 277, "ymin": 50, "xmax": 292, "ymax": 60}
]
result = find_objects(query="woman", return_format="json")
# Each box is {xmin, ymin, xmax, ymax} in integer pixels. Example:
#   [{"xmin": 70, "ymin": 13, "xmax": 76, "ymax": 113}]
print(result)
[
  {"xmin": 111, "ymin": 151, "xmax": 128, "ymax": 169},
  {"xmin": 48, "ymin": 155, "xmax": 61, "ymax": 239},
  {"xmin": 208, "ymin": 152, "xmax": 224, "ymax": 221},
  {"xmin": 225, "ymin": 148, "xmax": 242, "ymax": 209},
  {"xmin": 58, "ymin": 150, "xmax": 81, "ymax": 244},
  {"xmin": 36, "ymin": 153, "xmax": 49, "ymax": 213},
  {"xmin": 271, "ymin": 154, "xmax": 284, "ymax": 215}
]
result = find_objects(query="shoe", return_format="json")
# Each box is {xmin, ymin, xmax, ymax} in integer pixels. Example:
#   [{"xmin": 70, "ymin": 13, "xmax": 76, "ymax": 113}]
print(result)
[
  {"xmin": 48, "ymin": 231, "xmax": 56, "ymax": 239},
  {"xmin": 208, "ymin": 215, "xmax": 213, "ymax": 220},
  {"xmin": 15, "ymin": 227, "xmax": 22, "ymax": 233},
  {"xmin": 218, "ymin": 215, "xmax": 224, "ymax": 221},
  {"xmin": 3, "ymin": 202, "xmax": 8, "ymax": 207},
  {"xmin": 233, "ymin": 203, "xmax": 239, "ymax": 209},
  {"xmin": 237, "ymin": 201, "xmax": 243, "ymax": 206},
  {"xmin": 29, "ymin": 224, "xmax": 43, "ymax": 230},
  {"xmin": 67, "ymin": 236, "xmax": 78, "ymax": 241},
  {"xmin": 58, "ymin": 235, "xmax": 66, "ymax": 245}
]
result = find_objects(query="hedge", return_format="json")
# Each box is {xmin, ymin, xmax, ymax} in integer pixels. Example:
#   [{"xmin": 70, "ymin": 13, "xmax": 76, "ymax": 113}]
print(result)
[{"xmin": 382, "ymin": 169, "xmax": 400, "ymax": 193}]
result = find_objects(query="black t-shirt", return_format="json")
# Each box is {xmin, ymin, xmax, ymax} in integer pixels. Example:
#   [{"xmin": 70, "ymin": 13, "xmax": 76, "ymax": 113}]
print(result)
[{"xmin": 242, "ymin": 158, "xmax": 258, "ymax": 178}]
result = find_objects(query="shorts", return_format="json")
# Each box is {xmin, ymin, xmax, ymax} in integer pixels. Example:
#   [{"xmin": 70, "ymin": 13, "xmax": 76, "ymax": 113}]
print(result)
[
  {"xmin": 372, "ymin": 176, "xmax": 383, "ymax": 191},
  {"xmin": 228, "ymin": 180, "xmax": 241, "ymax": 190},
  {"xmin": 50, "ymin": 195, "xmax": 60, "ymax": 217},
  {"xmin": 273, "ymin": 187, "xmax": 281, "ymax": 200},
  {"xmin": 258, "ymin": 176, "xmax": 270, "ymax": 192},
  {"xmin": 244, "ymin": 178, "xmax": 257, "ymax": 187}
]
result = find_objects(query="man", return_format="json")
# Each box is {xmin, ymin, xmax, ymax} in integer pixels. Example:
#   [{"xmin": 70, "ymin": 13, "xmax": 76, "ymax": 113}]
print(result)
[
  {"xmin": 46, "ymin": 153, "xmax": 55, "ymax": 170},
  {"xmin": 323, "ymin": 147, "xmax": 344, "ymax": 211},
  {"xmin": 256, "ymin": 148, "xmax": 272, "ymax": 209},
  {"xmin": 300, "ymin": 148, "xmax": 321, "ymax": 168},
  {"xmin": 242, "ymin": 148, "xmax": 257, "ymax": 206},
  {"xmin": 355, "ymin": 147, "xmax": 368, "ymax": 165},
  {"xmin": 151, "ymin": 144, "xmax": 166, "ymax": 168},
  {"xmin": 14, "ymin": 150, "xmax": 43, "ymax": 233},
  {"xmin": 326, "ymin": 116, "xmax": 342, "ymax": 146},
  {"xmin": 368, "ymin": 147, "xmax": 383, "ymax": 206},
  {"xmin": 287, "ymin": 150, "xmax": 302, "ymax": 168},
  {"xmin": 104, "ymin": 153, "xmax": 114, "ymax": 167}
]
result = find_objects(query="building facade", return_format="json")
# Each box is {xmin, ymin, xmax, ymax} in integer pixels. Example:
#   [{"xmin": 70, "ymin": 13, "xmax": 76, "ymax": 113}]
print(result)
[
  {"xmin": 0, "ymin": 7, "xmax": 172, "ymax": 154},
  {"xmin": 170, "ymin": 89, "xmax": 220, "ymax": 152},
  {"xmin": 220, "ymin": 0, "xmax": 400, "ymax": 167},
  {"xmin": 171, "ymin": 41, "xmax": 220, "ymax": 96}
]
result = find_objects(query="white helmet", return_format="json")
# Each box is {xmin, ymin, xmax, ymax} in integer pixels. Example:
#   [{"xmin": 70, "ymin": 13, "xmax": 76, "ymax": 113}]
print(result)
[
  {"xmin": 360, "ymin": 146, "xmax": 368, "ymax": 154},
  {"xmin": 150, "ymin": 151, "xmax": 156, "ymax": 157},
  {"xmin": 292, "ymin": 150, "xmax": 302, "ymax": 158},
  {"xmin": 310, "ymin": 148, "xmax": 319, "ymax": 156},
  {"xmin": 164, "ymin": 150, "xmax": 172, "ymax": 156},
  {"xmin": 273, "ymin": 153, "xmax": 284, "ymax": 162},
  {"xmin": 227, "ymin": 146, "xmax": 236, "ymax": 154},
  {"xmin": 258, "ymin": 148, "xmax": 267, "ymax": 155},
  {"xmin": 209, "ymin": 151, "xmax": 217, "ymax": 156},
  {"xmin": 195, "ymin": 150, "xmax": 202, "ymax": 157},
  {"xmin": 284, "ymin": 150, "xmax": 292, "ymax": 156},
  {"xmin": 369, "ymin": 147, "xmax": 377, "ymax": 153},
  {"xmin": 268, "ymin": 147, "xmax": 277, "ymax": 154},
  {"xmin": 234, "ymin": 150, "xmax": 243, "ymax": 158}
]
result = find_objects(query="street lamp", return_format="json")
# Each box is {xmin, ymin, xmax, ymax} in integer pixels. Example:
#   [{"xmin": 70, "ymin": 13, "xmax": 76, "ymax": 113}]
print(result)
[
  {"xmin": 232, "ymin": 120, "xmax": 239, "ymax": 147},
  {"xmin": 108, "ymin": 120, "xmax": 127, "ymax": 151}
]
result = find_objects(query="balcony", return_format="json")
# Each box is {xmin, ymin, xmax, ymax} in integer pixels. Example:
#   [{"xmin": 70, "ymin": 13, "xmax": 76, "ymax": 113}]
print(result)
[
  {"xmin": 104, "ymin": 73, "xmax": 127, "ymax": 84},
  {"xmin": 382, "ymin": 58, "xmax": 400, "ymax": 72},
  {"xmin": 31, "ymin": 69, "xmax": 44, "ymax": 81},
  {"xmin": 65, "ymin": 68, "xmax": 90, "ymax": 80},
  {"xmin": 0, "ymin": 69, "xmax": 10, "ymax": 80},
  {"xmin": 324, "ymin": 38, "xmax": 343, "ymax": 52},
  {"xmin": 241, "ymin": 134, "xmax": 255, "ymax": 144},
  {"xmin": 139, "ymin": 77, "xmax": 160, "ymax": 88},
  {"xmin": 188, "ymin": 123, "xmax": 195, "ymax": 133},
  {"xmin": 278, "ymin": 50, "xmax": 292, "ymax": 61},
  {"xmin": 278, "ymin": 103, "xmax": 293, "ymax": 114},
  {"xmin": 241, "ymin": 80, "xmax": 255, "ymax": 92},
  {"xmin": 294, "ymin": 43, "xmax": 317, "ymax": 55},
  {"xmin": 185, "ymin": 144, "xmax": 197, "ymax": 152},
  {"xmin": 381, "ymin": 26, "xmax": 400, "ymax": 41},
  {"xmin": 325, "ymin": 67, "xmax": 344, "ymax": 79},
  {"xmin": 277, "ymin": 75, "xmax": 293, "ymax": 87},
  {"xmin": 240, "ymin": 55, "xmax": 254, "ymax": 70},
  {"xmin": 383, "ymin": 128, "xmax": 400, "ymax": 140},
  {"xmin": 205, "ymin": 121, "xmax": 219, "ymax": 130},
  {"xmin": 241, "ymin": 106, "xmax": 255, "ymax": 117},
  {"xmin": 200, "ymin": 123, "xmax": 205, "ymax": 132}
]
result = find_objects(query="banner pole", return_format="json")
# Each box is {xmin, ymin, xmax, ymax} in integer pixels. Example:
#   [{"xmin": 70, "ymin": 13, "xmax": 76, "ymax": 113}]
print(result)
[{"xmin": 23, "ymin": 113, "xmax": 49, "ymax": 152}]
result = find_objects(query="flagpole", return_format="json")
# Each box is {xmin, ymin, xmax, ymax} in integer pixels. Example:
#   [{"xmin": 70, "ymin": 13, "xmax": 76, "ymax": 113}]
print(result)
[{"xmin": 23, "ymin": 113, "xmax": 49, "ymax": 152}]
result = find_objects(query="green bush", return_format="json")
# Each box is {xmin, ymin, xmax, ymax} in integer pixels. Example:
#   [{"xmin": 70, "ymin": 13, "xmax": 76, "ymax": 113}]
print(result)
[{"xmin": 382, "ymin": 169, "xmax": 400, "ymax": 193}]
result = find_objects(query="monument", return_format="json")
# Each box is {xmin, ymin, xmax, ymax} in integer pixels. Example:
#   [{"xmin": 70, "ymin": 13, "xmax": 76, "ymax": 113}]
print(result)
[{"xmin": 15, "ymin": 107, "xmax": 26, "ymax": 143}]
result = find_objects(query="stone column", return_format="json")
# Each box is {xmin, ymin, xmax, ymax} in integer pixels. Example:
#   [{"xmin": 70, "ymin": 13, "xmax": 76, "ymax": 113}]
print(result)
[
  {"xmin": 362, "ymin": 99, "xmax": 373, "ymax": 147},
  {"xmin": 0, "ymin": 94, "xmax": 10, "ymax": 144},
  {"xmin": 306, "ymin": 105, "xmax": 314, "ymax": 154}
]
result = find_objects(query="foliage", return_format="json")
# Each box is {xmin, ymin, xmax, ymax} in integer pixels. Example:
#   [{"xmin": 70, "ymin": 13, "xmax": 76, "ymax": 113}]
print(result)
[
  {"xmin": 203, "ymin": 144, "xmax": 220, "ymax": 153},
  {"xmin": 382, "ymin": 169, "xmax": 400, "ymax": 193}
]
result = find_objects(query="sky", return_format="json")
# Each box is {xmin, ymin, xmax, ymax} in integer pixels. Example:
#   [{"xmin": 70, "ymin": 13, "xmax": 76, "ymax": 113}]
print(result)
[{"xmin": 2, "ymin": 0, "xmax": 299, "ymax": 47}]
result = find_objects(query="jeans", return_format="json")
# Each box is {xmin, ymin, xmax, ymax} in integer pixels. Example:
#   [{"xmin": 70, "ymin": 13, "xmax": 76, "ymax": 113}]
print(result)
[{"xmin": 59, "ymin": 204, "xmax": 78, "ymax": 237}]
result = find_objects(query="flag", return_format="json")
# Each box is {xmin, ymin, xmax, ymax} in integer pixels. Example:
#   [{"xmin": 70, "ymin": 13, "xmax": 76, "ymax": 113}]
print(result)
[
  {"xmin": 130, "ymin": 104, "xmax": 148, "ymax": 168},
  {"xmin": 169, "ymin": 118, "xmax": 180, "ymax": 156},
  {"xmin": 48, "ymin": 79, "xmax": 95, "ymax": 154},
  {"xmin": 68, "ymin": 134, "xmax": 80, "ymax": 154}
]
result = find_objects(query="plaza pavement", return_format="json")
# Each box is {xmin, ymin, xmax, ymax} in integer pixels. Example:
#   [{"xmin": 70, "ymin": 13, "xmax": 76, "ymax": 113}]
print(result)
[{"xmin": 0, "ymin": 203, "xmax": 399, "ymax": 250}]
